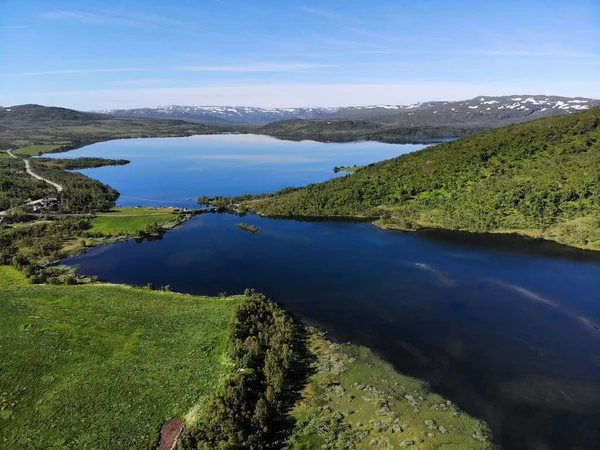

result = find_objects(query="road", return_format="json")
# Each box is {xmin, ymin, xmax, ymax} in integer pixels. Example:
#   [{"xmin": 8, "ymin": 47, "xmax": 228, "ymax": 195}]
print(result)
[
  {"xmin": 0, "ymin": 149, "xmax": 64, "ymax": 218},
  {"xmin": 7, "ymin": 149, "xmax": 63, "ymax": 192}
]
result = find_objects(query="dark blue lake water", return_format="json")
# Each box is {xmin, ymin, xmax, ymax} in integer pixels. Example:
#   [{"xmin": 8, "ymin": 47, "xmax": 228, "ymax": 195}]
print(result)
[{"xmin": 59, "ymin": 135, "xmax": 600, "ymax": 450}]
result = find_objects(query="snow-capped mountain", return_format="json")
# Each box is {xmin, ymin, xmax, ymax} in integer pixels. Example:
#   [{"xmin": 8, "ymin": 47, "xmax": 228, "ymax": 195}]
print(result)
[
  {"xmin": 93, "ymin": 105, "xmax": 338, "ymax": 124},
  {"xmin": 369, "ymin": 95, "xmax": 600, "ymax": 128},
  {"xmin": 94, "ymin": 96, "xmax": 599, "ymax": 126}
]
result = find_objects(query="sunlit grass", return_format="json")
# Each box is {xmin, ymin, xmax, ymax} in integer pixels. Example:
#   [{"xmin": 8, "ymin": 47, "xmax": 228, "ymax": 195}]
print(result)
[
  {"xmin": 0, "ymin": 266, "xmax": 242, "ymax": 449},
  {"xmin": 12, "ymin": 144, "xmax": 62, "ymax": 156},
  {"xmin": 90, "ymin": 207, "xmax": 179, "ymax": 235}
]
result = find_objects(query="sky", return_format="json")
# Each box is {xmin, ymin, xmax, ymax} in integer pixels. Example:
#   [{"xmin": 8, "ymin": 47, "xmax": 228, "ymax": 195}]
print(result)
[{"xmin": 1, "ymin": 0, "xmax": 599, "ymax": 109}]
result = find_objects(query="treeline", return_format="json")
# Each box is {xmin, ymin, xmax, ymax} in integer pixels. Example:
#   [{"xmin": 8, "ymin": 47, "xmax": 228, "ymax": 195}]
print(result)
[
  {"xmin": 227, "ymin": 107, "xmax": 600, "ymax": 249},
  {"xmin": 0, "ymin": 159, "xmax": 55, "ymax": 209},
  {"xmin": 183, "ymin": 290, "xmax": 306, "ymax": 449},
  {"xmin": 36, "ymin": 157, "xmax": 130, "ymax": 170},
  {"xmin": 30, "ymin": 161, "xmax": 120, "ymax": 212},
  {"xmin": 0, "ymin": 216, "xmax": 91, "ymax": 283}
]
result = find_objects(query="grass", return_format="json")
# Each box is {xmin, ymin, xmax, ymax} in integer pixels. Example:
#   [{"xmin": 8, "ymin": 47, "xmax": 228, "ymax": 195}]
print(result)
[
  {"xmin": 338, "ymin": 165, "xmax": 364, "ymax": 173},
  {"xmin": 0, "ymin": 266, "xmax": 243, "ymax": 449},
  {"xmin": 288, "ymin": 330, "xmax": 494, "ymax": 449},
  {"xmin": 12, "ymin": 144, "xmax": 62, "ymax": 157},
  {"xmin": 90, "ymin": 207, "xmax": 180, "ymax": 235}
]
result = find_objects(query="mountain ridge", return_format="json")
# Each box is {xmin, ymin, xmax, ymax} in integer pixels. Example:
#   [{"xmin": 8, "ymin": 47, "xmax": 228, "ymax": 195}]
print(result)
[{"xmin": 92, "ymin": 95, "xmax": 600, "ymax": 126}]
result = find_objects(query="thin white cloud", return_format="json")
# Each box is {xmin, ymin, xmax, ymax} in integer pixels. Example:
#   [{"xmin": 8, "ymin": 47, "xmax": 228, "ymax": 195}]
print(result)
[
  {"xmin": 0, "ymin": 25, "xmax": 36, "ymax": 29},
  {"xmin": 175, "ymin": 62, "xmax": 335, "ymax": 72},
  {"xmin": 39, "ymin": 10, "xmax": 188, "ymax": 28},
  {"xmin": 0, "ymin": 62, "xmax": 333, "ymax": 78},
  {"xmin": 0, "ymin": 68, "xmax": 151, "ymax": 78},
  {"xmin": 301, "ymin": 7, "xmax": 345, "ymax": 21},
  {"xmin": 349, "ymin": 48, "xmax": 600, "ymax": 58}
]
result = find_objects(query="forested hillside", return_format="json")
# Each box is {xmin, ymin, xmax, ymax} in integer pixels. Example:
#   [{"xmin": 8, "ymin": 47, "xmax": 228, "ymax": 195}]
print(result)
[{"xmin": 234, "ymin": 108, "xmax": 600, "ymax": 250}]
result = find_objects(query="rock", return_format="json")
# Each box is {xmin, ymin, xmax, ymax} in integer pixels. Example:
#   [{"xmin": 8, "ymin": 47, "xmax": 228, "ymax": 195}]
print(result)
[
  {"xmin": 399, "ymin": 439, "xmax": 415, "ymax": 447},
  {"xmin": 332, "ymin": 412, "xmax": 344, "ymax": 422},
  {"xmin": 438, "ymin": 425, "xmax": 447, "ymax": 434},
  {"xmin": 391, "ymin": 423, "xmax": 403, "ymax": 433},
  {"xmin": 427, "ymin": 432, "xmax": 435, "ymax": 438},
  {"xmin": 424, "ymin": 419, "xmax": 438, "ymax": 430}
]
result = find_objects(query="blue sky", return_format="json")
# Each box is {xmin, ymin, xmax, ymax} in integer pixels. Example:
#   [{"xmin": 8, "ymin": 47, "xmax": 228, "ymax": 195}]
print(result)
[{"xmin": 1, "ymin": 0, "xmax": 599, "ymax": 109}]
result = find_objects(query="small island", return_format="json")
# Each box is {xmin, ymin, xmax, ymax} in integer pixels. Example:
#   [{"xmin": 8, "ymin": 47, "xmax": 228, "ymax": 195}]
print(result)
[
  {"xmin": 236, "ymin": 223, "xmax": 260, "ymax": 233},
  {"xmin": 333, "ymin": 165, "xmax": 364, "ymax": 173}
]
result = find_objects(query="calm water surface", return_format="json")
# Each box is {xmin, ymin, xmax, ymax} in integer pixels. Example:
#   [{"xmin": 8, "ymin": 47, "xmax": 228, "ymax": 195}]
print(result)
[
  {"xmin": 60, "ymin": 136, "xmax": 600, "ymax": 449},
  {"xmin": 52, "ymin": 134, "xmax": 423, "ymax": 207}
]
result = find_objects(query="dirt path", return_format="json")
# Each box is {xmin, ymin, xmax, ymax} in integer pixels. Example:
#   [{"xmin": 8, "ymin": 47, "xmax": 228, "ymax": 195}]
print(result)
[
  {"xmin": 8, "ymin": 149, "xmax": 63, "ymax": 192},
  {"xmin": 156, "ymin": 418, "xmax": 185, "ymax": 450}
]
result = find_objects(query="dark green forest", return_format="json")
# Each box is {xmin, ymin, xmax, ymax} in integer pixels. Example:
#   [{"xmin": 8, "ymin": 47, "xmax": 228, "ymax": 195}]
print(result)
[
  {"xmin": 183, "ymin": 290, "xmax": 306, "ymax": 449},
  {"xmin": 227, "ymin": 108, "xmax": 600, "ymax": 250}
]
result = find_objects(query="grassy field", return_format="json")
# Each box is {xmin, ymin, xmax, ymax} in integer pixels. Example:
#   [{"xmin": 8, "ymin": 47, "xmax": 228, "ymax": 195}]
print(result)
[
  {"xmin": 288, "ymin": 330, "xmax": 494, "ymax": 449},
  {"xmin": 0, "ymin": 266, "xmax": 242, "ymax": 449},
  {"xmin": 12, "ymin": 144, "xmax": 62, "ymax": 156},
  {"xmin": 89, "ymin": 207, "xmax": 180, "ymax": 235}
]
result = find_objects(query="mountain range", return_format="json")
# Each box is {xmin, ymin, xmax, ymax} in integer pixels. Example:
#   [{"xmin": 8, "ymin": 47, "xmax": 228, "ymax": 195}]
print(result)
[{"xmin": 95, "ymin": 95, "xmax": 600, "ymax": 127}]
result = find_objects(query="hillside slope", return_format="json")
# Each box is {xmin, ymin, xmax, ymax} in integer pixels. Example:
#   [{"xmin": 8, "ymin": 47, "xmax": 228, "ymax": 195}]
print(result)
[
  {"xmin": 236, "ymin": 108, "xmax": 600, "ymax": 250},
  {"xmin": 0, "ymin": 104, "xmax": 222, "ymax": 150},
  {"xmin": 258, "ymin": 95, "xmax": 600, "ymax": 142}
]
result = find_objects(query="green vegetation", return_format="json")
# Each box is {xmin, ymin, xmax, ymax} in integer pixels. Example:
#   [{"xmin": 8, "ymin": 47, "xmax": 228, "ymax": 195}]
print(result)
[
  {"xmin": 29, "ymin": 159, "xmax": 120, "ymax": 213},
  {"xmin": 0, "ymin": 216, "xmax": 94, "ymax": 283},
  {"xmin": 12, "ymin": 144, "xmax": 63, "ymax": 156},
  {"xmin": 183, "ymin": 290, "xmax": 306, "ymax": 449},
  {"xmin": 231, "ymin": 108, "xmax": 600, "ymax": 250},
  {"xmin": 35, "ymin": 156, "xmax": 130, "ymax": 170},
  {"xmin": 288, "ymin": 330, "xmax": 494, "ymax": 449},
  {"xmin": 334, "ymin": 165, "xmax": 364, "ymax": 173},
  {"xmin": 0, "ymin": 157, "xmax": 56, "ymax": 209},
  {"xmin": 0, "ymin": 265, "xmax": 242, "ymax": 449},
  {"xmin": 89, "ymin": 207, "xmax": 180, "ymax": 235},
  {"xmin": 236, "ymin": 223, "xmax": 260, "ymax": 233},
  {"xmin": 259, "ymin": 119, "xmax": 479, "ymax": 143}
]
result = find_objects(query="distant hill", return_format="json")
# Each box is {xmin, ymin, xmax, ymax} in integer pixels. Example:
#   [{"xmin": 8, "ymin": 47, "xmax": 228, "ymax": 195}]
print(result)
[
  {"xmin": 228, "ymin": 106, "xmax": 600, "ymax": 251},
  {"xmin": 257, "ymin": 95, "xmax": 600, "ymax": 141},
  {"xmin": 93, "ymin": 105, "xmax": 339, "ymax": 124},
  {"xmin": 0, "ymin": 104, "xmax": 222, "ymax": 150},
  {"xmin": 93, "ymin": 96, "xmax": 600, "ymax": 138}
]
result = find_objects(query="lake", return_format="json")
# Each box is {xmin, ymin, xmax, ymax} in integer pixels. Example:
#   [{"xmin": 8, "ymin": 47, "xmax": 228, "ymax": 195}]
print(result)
[
  {"xmin": 51, "ymin": 134, "xmax": 424, "ymax": 207},
  {"xmin": 59, "ymin": 135, "xmax": 600, "ymax": 449}
]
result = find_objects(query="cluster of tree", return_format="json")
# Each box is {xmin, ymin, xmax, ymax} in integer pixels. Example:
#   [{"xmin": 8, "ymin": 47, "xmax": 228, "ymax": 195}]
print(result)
[
  {"xmin": 0, "ymin": 159, "xmax": 55, "ymax": 210},
  {"xmin": 224, "ymin": 107, "xmax": 600, "ymax": 248},
  {"xmin": 183, "ymin": 290, "xmax": 306, "ymax": 449},
  {"xmin": 35, "ymin": 157, "xmax": 130, "ymax": 170},
  {"xmin": 139, "ymin": 222, "xmax": 164, "ymax": 237},
  {"xmin": 0, "ymin": 216, "xmax": 91, "ymax": 282},
  {"xmin": 30, "ymin": 160, "xmax": 120, "ymax": 212}
]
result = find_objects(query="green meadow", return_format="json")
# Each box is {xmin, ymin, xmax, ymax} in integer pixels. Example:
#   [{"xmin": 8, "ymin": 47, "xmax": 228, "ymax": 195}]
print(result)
[
  {"xmin": 0, "ymin": 266, "xmax": 242, "ymax": 449},
  {"xmin": 12, "ymin": 144, "xmax": 63, "ymax": 157},
  {"xmin": 89, "ymin": 207, "xmax": 180, "ymax": 235}
]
